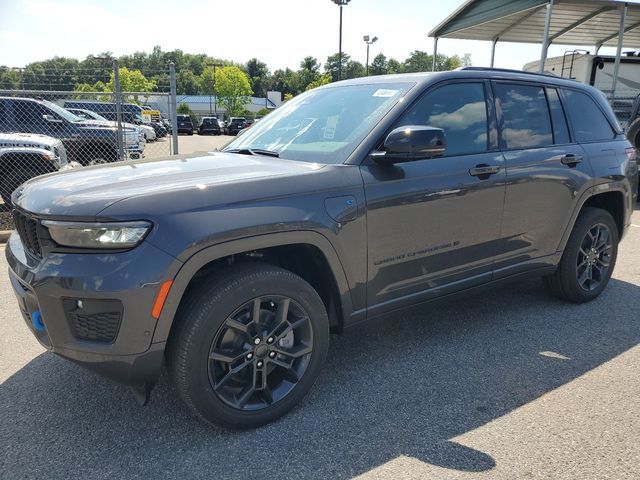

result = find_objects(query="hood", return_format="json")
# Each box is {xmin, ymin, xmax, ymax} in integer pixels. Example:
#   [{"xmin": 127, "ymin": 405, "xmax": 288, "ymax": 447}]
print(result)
[{"xmin": 14, "ymin": 152, "xmax": 324, "ymax": 217}]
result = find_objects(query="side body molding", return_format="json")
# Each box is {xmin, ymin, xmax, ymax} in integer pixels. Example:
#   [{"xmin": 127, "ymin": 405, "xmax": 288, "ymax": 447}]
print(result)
[{"xmin": 151, "ymin": 230, "xmax": 355, "ymax": 344}]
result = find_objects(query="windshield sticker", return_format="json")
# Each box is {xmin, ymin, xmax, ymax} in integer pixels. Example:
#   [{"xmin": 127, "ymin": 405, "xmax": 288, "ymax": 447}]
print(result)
[
  {"xmin": 324, "ymin": 115, "xmax": 338, "ymax": 139},
  {"xmin": 373, "ymin": 89, "xmax": 399, "ymax": 98}
]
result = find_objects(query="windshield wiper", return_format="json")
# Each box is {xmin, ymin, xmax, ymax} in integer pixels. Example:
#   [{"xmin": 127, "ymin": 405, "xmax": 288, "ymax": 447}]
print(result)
[{"xmin": 226, "ymin": 148, "xmax": 280, "ymax": 158}]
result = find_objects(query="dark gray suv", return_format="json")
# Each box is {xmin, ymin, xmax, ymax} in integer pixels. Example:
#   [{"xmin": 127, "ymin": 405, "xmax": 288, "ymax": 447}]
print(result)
[{"xmin": 6, "ymin": 69, "xmax": 638, "ymax": 429}]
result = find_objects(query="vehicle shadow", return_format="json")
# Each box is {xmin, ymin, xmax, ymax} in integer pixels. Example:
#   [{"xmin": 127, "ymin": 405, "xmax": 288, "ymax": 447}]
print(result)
[{"xmin": 2, "ymin": 277, "xmax": 640, "ymax": 479}]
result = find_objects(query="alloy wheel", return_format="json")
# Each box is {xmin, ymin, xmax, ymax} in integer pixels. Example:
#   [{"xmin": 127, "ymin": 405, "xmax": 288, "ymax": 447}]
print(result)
[
  {"xmin": 208, "ymin": 296, "xmax": 314, "ymax": 411},
  {"xmin": 576, "ymin": 223, "xmax": 613, "ymax": 292}
]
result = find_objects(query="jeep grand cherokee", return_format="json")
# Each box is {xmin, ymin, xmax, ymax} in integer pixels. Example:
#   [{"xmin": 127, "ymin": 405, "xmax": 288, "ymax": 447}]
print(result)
[{"xmin": 6, "ymin": 68, "xmax": 638, "ymax": 429}]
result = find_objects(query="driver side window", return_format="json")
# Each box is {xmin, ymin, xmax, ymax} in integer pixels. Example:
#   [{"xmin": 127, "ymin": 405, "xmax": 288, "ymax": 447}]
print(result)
[{"xmin": 395, "ymin": 82, "xmax": 489, "ymax": 157}]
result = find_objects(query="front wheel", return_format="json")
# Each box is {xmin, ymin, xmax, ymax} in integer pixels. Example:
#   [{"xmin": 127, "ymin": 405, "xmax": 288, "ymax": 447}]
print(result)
[
  {"xmin": 167, "ymin": 263, "xmax": 329, "ymax": 429},
  {"xmin": 543, "ymin": 207, "xmax": 618, "ymax": 303}
]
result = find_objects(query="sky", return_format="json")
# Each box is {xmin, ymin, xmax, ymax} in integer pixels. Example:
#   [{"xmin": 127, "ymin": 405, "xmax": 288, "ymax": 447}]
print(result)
[{"xmin": 0, "ymin": 0, "xmax": 635, "ymax": 72}]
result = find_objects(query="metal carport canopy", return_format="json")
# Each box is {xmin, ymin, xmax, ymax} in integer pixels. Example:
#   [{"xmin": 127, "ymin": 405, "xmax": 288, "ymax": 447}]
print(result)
[
  {"xmin": 429, "ymin": 0, "xmax": 640, "ymax": 47},
  {"xmin": 428, "ymin": 0, "xmax": 640, "ymax": 93}
]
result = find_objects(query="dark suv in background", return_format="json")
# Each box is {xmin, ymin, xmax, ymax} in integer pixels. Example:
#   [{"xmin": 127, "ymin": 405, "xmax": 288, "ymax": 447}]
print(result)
[
  {"xmin": 0, "ymin": 97, "xmax": 123, "ymax": 165},
  {"xmin": 176, "ymin": 114, "xmax": 193, "ymax": 135},
  {"xmin": 198, "ymin": 117, "xmax": 222, "ymax": 135},
  {"xmin": 227, "ymin": 117, "xmax": 247, "ymax": 135},
  {"xmin": 6, "ymin": 69, "xmax": 637, "ymax": 429}
]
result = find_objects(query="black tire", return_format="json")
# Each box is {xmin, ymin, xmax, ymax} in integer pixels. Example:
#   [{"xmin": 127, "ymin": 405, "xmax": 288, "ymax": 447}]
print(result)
[
  {"xmin": 167, "ymin": 263, "xmax": 329, "ymax": 429},
  {"xmin": 543, "ymin": 207, "xmax": 618, "ymax": 303}
]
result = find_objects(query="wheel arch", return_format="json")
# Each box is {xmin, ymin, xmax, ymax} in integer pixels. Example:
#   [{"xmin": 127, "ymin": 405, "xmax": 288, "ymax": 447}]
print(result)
[
  {"xmin": 557, "ymin": 187, "xmax": 627, "ymax": 253},
  {"xmin": 152, "ymin": 231, "xmax": 354, "ymax": 344}
]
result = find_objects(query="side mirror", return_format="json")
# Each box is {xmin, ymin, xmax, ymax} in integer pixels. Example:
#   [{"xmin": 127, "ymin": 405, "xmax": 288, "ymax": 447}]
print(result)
[
  {"xmin": 371, "ymin": 125, "xmax": 446, "ymax": 165},
  {"xmin": 43, "ymin": 114, "xmax": 63, "ymax": 125}
]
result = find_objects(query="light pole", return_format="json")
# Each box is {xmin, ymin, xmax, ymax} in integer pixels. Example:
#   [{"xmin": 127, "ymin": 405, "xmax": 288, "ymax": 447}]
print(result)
[
  {"xmin": 332, "ymin": 0, "xmax": 351, "ymax": 81},
  {"xmin": 363, "ymin": 35, "xmax": 378, "ymax": 75},
  {"xmin": 210, "ymin": 63, "xmax": 223, "ymax": 117}
]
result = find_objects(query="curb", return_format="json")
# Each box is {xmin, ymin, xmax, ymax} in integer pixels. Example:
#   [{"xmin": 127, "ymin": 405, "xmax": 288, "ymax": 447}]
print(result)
[{"xmin": 0, "ymin": 230, "xmax": 12, "ymax": 244}]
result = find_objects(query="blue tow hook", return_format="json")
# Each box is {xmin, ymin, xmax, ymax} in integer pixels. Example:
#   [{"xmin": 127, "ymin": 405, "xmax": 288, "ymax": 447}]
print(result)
[{"xmin": 31, "ymin": 311, "xmax": 45, "ymax": 331}]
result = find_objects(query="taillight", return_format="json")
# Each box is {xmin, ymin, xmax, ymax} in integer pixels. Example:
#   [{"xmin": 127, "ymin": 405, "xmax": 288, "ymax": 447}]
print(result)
[{"xmin": 626, "ymin": 147, "xmax": 638, "ymax": 162}]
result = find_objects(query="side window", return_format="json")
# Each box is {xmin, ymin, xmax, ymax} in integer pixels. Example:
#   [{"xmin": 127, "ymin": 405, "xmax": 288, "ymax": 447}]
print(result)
[
  {"xmin": 546, "ymin": 88, "xmax": 570, "ymax": 144},
  {"xmin": 494, "ymin": 83, "xmax": 553, "ymax": 149},
  {"xmin": 561, "ymin": 89, "xmax": 615, "ymax": 142},
  {"xmin": 396, "ymin": 82, "xmax": 488, "ymax": 156},
  {"xmin": 13, "ymin": 100, "xmax": 48, "ymax": 126}
]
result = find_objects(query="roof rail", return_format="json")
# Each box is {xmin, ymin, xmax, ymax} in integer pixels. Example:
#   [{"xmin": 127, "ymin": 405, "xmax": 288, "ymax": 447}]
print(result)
[{"xmin": 456, "ymin": 66, "xmax": 561, "ymax": 79}]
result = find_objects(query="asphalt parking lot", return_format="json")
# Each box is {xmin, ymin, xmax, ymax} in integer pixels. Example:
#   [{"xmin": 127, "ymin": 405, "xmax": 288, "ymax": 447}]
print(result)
[
  {"xmin": 1, "ymin": 208, "xmax": 639, "ymax": 479},
  {"xmin": 142, "ymin": 133, "xmax": 234, "ymax": 160}
]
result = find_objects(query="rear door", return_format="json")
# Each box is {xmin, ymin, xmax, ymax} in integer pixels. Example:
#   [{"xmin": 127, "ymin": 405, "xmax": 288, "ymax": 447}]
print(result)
[{"xmin": 492, "ymin": 82, "xmax": 593, "ymax": 277}]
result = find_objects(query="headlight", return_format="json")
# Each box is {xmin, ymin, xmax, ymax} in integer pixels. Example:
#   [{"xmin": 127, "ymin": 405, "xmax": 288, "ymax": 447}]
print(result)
[{"xmin": 42, "ymin": 221, "xmax": 151, "ymax": 249}]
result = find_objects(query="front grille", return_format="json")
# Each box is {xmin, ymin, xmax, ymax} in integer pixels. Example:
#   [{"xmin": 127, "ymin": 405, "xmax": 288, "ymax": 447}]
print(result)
[
  {"xmin": 12, "ymin": 210, "xmax": 42, "ymax": 259},
  {"xmin": 70, "ymin": 312, "xmax": 122, "ymax": 343}
]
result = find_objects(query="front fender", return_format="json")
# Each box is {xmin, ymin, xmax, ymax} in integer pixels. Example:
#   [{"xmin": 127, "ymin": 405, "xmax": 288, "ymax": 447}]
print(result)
[{"xmin": 150, "ymin": 230, "xmax": 354, "ymax": 344}]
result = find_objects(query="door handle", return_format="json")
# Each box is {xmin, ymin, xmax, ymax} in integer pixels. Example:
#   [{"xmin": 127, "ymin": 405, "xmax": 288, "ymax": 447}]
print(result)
[
  {"xmin": 469, "ymin": 164, "xmax": 501, "ymax": 177},
  {"xmin": 560, "ymin": 154, "xmax": 583, "ymax": 166}
]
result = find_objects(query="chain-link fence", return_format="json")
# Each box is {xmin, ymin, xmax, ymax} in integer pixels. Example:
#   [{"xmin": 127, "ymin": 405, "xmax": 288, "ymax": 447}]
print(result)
[{"xmin": 0, "ymin": 62, "xmax": 179, "ymax": 222}]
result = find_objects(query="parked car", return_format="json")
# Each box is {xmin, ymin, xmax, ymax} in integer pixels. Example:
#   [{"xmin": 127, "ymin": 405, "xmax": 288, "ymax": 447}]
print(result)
[
  {"xmin": 0, "ymin": 133, "xmax": 77, "ymax": 206},
  {"xmin": 67, "ymin": 108, "xmax": 157, "ymax": 143},
  {"xmin": 198, "ymin": 117, "xmax": 222, "ymax": 135},
  {"xmin": 66, "ymin": 108, "xmax": 146, "ymax": 158},
  {"xmin": 177, "ymin": 114, "xmax": 193, "ymax": 135},
  {"xmin": 63, "ymin": 100, "xmax": 167, "ymax": 138},
  {"xmin": 227, "ymin": 117, "xmax": 247, "ymax": 135},
  {"xmin": 0, "ymin": 97, "xmax": 131, "ymax": 165},
  {"xmin": 6, "ymin": 69, "xmax": 638, "ymax": 429}
]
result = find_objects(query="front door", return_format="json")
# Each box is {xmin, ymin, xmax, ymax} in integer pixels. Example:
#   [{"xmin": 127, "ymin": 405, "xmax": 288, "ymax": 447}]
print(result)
[{"xmin": 361, "ymin": 81, "xmax": 506, "ymax": 314}]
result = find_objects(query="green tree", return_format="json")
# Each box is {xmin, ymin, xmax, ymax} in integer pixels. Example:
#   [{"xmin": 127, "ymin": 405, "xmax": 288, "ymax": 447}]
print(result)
[
  {"xmin": 0, "ymin": 67, "xmax": 22, "ymax": 89},
  {"xmin": 105, "ymin": 67, "xmax": 156, "ymax": 92},
  {"xmin": 305, "ymin": 73, "xmax": 332, "ymax": 91},
  {"xmin": 404, "ymin": 50, "xmax": 432, "ymax": 73},
  {"xmin": 298, "ymin": 56, "xmax": 321, "ymax": 90},
  {"xmin": 344, "ymin": 60, "xmax": 365, "ymax": 79},
  {"xmin": 177, "ymin": 70, "xmax": 199, "ymax": 95},
  {"xmin": 246, "ymin": 58, "xmax": 269, "ymax": 96},
  {"xmin": 387, "ymin": 58, "xmax": 404, "ymax": 74},
  {"xmin": 370, "ymin": 53, "xmax": 388, "ymax": 76},
  {"xmin": 216, "ymin": 66, "xmax": 253, "ymax": 117},
  {"xmin": 198, "ymin": 66, "xmax": 216, "ymax": 95},
  {"xmin": 324, "ymin": 52, "xmax": 350, "ymax": 82},
  {"xmin": 268, "ymin": 68, "xmax": 299, "ymax": 97}
]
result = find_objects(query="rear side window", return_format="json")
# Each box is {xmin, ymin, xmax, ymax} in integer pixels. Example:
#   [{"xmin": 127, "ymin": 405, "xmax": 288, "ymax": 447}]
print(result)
[
  {"xmin": 494, "ymin": 83, "xmax": 553, "ymax": 149},
  {"xmin": 396, "ymin": 82, "xmax": 488, "ymax": 156},
  {"xmin": 561, "ymin": 89, "xmax": 614, "ymax": 142}
]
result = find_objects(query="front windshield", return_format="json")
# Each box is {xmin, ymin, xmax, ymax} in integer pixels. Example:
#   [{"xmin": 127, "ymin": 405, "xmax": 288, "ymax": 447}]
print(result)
[
  {"xmin": 43, "ymin": 100, "xmax": 83, "ymax": 123},
  {"xmin": 224, "ymin": 82, "xmax": 412, "ymax": 164}
]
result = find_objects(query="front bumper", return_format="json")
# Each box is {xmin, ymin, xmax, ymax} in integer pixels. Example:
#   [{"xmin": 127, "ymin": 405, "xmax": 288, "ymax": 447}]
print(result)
[{"xmin": 5, "ymin": 231, "xmax": 179, "ymax": 386}]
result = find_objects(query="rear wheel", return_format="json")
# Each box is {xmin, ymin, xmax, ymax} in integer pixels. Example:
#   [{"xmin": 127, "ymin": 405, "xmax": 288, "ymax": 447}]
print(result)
[
  {"xmin": 543, "ymin": 207, "xmax": 618, "ymax": 303},
  {"xmin": 167, "ymin": 263, "xmax": 329, "ymax": 429}
]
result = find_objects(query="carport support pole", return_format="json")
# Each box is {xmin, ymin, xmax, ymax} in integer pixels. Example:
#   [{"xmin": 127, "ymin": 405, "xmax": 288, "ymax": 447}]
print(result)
[
  {"xmin": 169, "ymin": 62, "xmax": 179, "ymax": 155},
  {"xmin": 113, "ymin": 60, "xmax": 125, "ymax": 161},
  {"xmin": 539, "ymin": 0, "xmax": 554, "ymax": 73},
  {"xmin": 612, "ymin": 3, "xmax": 628, "ymax": 96},
  {"xmin": 432, "ymin": 37, "xmax": 439, "ymax": 72},
  {"xmin": 490, "ymin": 38, "xmax": 498, "ymax": 67}
]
